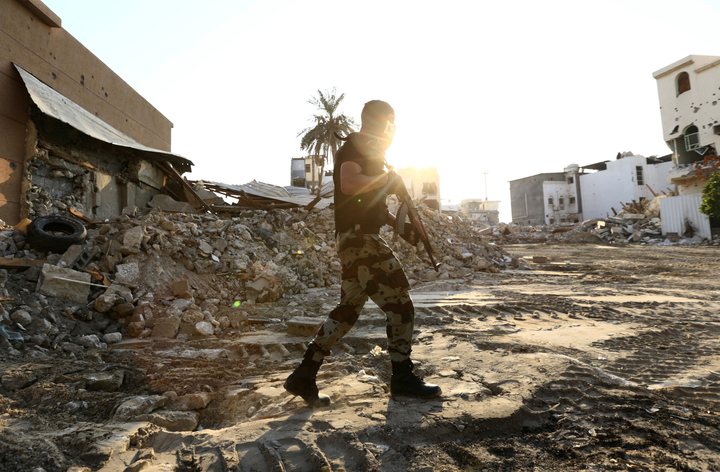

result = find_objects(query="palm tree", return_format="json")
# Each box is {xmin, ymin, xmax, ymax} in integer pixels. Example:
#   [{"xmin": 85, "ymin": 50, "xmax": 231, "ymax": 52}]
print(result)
[{"xmin": 298, "ymin": 88, "xmax": 356, "ymax": 197}]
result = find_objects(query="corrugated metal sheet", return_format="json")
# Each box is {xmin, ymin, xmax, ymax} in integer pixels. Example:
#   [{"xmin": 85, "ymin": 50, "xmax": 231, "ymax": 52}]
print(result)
[
  {"xmin": 206, "ymin": 180, "xmax": 332, "ymax": 210},
  {"xmin": 14, "ymin": 64, "xmax": 193, "ymax": 172},
  {"xmin": 660, "ymin": 194, "xmax": 712, "ymax": 239}
]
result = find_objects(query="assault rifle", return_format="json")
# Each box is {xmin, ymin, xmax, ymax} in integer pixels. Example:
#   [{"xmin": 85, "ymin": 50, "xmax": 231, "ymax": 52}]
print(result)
[{"xmin": 386, "ymin": 168, "xmax": 441, "ymax": 272}]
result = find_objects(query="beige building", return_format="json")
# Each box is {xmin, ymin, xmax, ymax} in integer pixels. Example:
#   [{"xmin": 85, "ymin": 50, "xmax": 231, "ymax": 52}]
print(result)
[
  {"xmin": 0, "ymin": 0, "xmax": 189, "ymax": 224},
  {"xmin": 396, "ymin": 166, "xmax": 441, "ymax": 211},
  {"xmin": 460, "ymin": 199, "xmax": 500, "ymax": 225}
]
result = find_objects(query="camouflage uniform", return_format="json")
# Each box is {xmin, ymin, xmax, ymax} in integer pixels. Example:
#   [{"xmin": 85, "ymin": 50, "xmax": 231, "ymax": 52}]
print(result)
[{"xmin": 307, "ymin": 231, "xmax": 414, "ymax": 363}]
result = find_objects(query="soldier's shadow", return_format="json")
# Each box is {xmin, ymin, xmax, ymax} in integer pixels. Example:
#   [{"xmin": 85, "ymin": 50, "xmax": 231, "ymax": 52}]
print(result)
[{"xmin": 384, "ymin": 395, "xmax": 446, "ymax": 426}]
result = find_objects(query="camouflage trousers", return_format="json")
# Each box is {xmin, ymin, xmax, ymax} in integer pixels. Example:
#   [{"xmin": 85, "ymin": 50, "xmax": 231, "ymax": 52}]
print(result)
[{"xmin": 307, "ymin": 233, "xmax": 414, "ymax": 363}]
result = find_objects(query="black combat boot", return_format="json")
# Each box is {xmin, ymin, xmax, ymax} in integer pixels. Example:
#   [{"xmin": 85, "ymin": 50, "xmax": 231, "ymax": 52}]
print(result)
[
  {"xmin": 284, "ymin": 353, "xmax": 331, "ymax": 407},
  {"xmin": 390, "ymin": 359, "xmax": 442, "ymax": 399}
]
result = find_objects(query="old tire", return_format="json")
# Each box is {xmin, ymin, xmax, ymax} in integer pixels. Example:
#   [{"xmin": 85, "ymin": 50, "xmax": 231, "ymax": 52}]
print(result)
[{"xmin": 27, "ymin": 215, "xmax": 87, "ymax": 254}]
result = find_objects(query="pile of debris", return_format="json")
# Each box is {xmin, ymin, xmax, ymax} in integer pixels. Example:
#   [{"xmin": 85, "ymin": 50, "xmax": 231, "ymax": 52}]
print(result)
[
  {"xmin": 0, "ymin": 199, "xmax": 519, "ymax": 355},
  {"xmin": 485, "ymin": 194, "xmax": 718, "ymax": 246},
  {"xmin": 589, "ymin": 197, "xmax": 663, "ymax": 244}
]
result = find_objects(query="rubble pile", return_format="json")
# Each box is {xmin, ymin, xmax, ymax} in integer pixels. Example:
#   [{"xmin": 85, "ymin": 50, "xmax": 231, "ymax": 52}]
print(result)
[
  {"xmin": 0, "ymin": 202, "xmax": 518, "ymax": 357},
  {"xmin": 486, "ymin": 195, "xmax": 718, "ymax": 246}
]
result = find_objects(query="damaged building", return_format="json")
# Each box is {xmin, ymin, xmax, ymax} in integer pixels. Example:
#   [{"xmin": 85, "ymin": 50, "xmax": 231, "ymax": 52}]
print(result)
[
  {"xmin": 0, "ymin": 0, "xmax": 194, "ymax": 226},
  {"xmin": 509, "ymin": 165, "xmax": 582, "ymax": 226},
  {"xmin": 460, "ymin": 199, "xmax": 500, "ymax": 225},
  {"xmin": 579, "ymin": 152, "xmax": 673, "ymax": 220},
  {"xmin": 653, "ymin": 55, "xmax": 720, "ymax": 239}
]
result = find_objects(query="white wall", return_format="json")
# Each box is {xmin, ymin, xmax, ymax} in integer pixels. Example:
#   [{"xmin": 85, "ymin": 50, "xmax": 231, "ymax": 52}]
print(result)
[
  {"xmin": 660, "ymin": 194, "xmax": 711, "ymax": 240},
  {"xmin": 542, "ymin": 178, "xmax": 580, "ymax": 224},
  {"xmin": 654, "ymin": 55, "xmax": 720, "ymax": 152},
  {"xmin": 580, "ymin": 155, "xmax": 672, "ymax": 219}
]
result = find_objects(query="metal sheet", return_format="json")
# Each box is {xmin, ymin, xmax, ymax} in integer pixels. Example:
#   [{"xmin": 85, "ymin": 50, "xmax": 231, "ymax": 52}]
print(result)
[
  {"xmin": 206, "ymin": 180, "xmax": 332, "ymax": 210},
  {"xmin": 14, "ymin": 64, "xmax": 193, "ymax": 172},
  {"xmin": 660, "ymin": 194, "xmax": 712, "ymax": 239}
]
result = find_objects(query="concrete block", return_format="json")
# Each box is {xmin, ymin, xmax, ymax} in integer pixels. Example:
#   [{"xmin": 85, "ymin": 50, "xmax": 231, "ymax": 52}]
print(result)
[
  {"xmin": 115, "ymin": 262, "xmax": 140, "ymax": 285},
  {"xmin": 172, "ymin": 279, "xmax": 192, "ymax": 297},
  {"xmin": 57, "ymin": 244, "xmax": 91, "ymax": 269},
  {"xmin": 286, "ymin": 317, "xmax": 323, "ymax": 337},
  {"xmin": 152, "ymin": 317, "xmax": 180, "ymax": 338},
  {"xmin": 123, "ymin": 225, "xmax": 145, "ymax": 250},
  {"xmin": 36, "ymin": 264, "xmax": 91, "ymax": 304}
]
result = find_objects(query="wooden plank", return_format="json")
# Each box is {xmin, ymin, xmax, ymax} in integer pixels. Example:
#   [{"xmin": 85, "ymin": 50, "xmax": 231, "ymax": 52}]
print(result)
[
  {"xmin": 155, "ymin": 162, "xmax": 214, "ymax": 213},
  {"xmin": 0, "ymin": 257, "xmax": 47, "ymax": 269},
  {"xmin": 38, "ymin": 142, "xmax": 99, "ymax": 171},
  {"xmin": 68, "ymin": 207, "xmax": 94, "ymax": 224}
]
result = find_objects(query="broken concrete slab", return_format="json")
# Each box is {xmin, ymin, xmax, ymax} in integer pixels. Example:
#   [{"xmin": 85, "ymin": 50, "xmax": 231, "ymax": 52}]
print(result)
[
  {"xmin": 36, "ymin": 264, "xmax": 91, "ymax": 304},
  {"xmin": 83, "ymin": 370, "xmax": 125, "ymax": 392},
  {"xmin": 148, "ymin": 194, "xmax": 196, "ymax": 213},
  {"xmin": 114, "ymin": 262, "xmax": 140, "ymax": 286},
  {"xmin": 144, "ymin": 410, "xmax": 199, "ymax": 432},
  {"xmin": 113, "ymin": 395, "xmax": 167, "ymax": 421}
]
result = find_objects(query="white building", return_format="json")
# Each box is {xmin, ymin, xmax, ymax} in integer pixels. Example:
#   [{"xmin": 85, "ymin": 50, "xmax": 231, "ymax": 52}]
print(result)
[
  {"xmin": 580, "ymin": 153, "xmax": 673, "ymax": 220},
  {"xmin": 542, "ymin": 164, "xmax": 582, "ymax": 224},
  {"xmin": 652, "ymin": 55, "xmax": 720, "ymax": 239}
]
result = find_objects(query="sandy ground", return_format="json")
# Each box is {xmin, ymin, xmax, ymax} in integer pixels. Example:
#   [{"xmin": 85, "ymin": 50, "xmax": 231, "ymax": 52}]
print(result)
[{"xmin": 2, "ymin": 242, "xmax": 720, "ymax": 471}]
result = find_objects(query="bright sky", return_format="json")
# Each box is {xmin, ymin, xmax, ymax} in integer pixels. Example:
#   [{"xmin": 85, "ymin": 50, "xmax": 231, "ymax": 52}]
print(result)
[{"xmin": 42, "ymin": 0, "xmax": 720, "ymax": 222}]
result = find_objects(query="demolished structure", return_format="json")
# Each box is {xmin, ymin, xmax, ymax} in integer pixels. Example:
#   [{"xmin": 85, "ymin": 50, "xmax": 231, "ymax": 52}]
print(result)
[{"xmin": 1, "ymin": 0, "xmax": 193, "ymax": 225}]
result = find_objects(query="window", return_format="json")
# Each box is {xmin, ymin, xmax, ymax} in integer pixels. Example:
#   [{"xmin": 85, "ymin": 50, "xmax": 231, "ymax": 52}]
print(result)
[
  {"xmin": 677, "ymin": 72, "xmax": 691, "ymax": 95},
  {"xmin": 569, "ymin": 196, "xmax": 576, "ymax": 204},
  {"xmin": 684, "ymin": 125, "xmax": 700, "ymax": 151},
  {"xmin": 305, "ymin": 164, "xmax": 311, "ymax": 173},
  {"xmin": 567, "ymin": 177, "xmax": 574, "ymax": 184},
  {"xmin": 548, "ymin": 196, "xmax": 554, "ymax": 205},
  {"xmin": 636, "ymin": 166, "xmax": 644, "ymax": 186},
  {"xmin": 559, "ymin": 197, "xmax": 564, "ymax": 205},
  {"xmin": 422, "ymin": 182, "xmax": 437, "ymax": 195}
]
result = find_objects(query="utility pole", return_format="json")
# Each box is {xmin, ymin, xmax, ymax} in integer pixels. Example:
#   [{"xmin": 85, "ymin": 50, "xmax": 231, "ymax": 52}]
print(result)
[{"xmin": 481, "ymin": 170, "xmax": 489, "ymax": 201}]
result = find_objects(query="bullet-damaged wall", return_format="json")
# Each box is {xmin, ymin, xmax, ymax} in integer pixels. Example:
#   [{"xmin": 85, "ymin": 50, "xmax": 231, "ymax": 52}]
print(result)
[{"xmin": 0, "ymin": 0, "xmax": 174, "ymax": 224}]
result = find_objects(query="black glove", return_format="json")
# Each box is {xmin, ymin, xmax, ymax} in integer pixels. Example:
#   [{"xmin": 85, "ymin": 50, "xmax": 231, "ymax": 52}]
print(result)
[{"xmin": 386, "ymin": 171, "xmax": 406, "ymax": 196}]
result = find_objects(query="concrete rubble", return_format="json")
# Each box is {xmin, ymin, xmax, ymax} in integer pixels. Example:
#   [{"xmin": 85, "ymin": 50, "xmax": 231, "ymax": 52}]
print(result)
[
  {"xmin": 0, "ymin": 197, "xmax": 520, "ymax": 428},
  {"xmin": 483, "ymin": 195, "xmax": 720, "ymax": 247}
]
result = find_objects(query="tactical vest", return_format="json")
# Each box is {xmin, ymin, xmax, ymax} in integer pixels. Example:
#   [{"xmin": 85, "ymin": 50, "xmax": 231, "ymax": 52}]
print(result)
[{"xmin": 333, "ymin": 133, "xmax": 388, "ymax": 234}]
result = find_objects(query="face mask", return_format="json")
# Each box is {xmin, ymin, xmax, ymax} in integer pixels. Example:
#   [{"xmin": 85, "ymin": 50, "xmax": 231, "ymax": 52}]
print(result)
[{"xmin": 384, "ymin": 120, "xmax": 396, "ymax": 141}]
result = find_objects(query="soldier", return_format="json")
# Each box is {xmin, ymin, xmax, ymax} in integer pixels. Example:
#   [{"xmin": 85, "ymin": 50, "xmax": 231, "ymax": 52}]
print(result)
[{"xmin": 284, "ymin": 100, "xmax": 442, "ymax": 406}]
